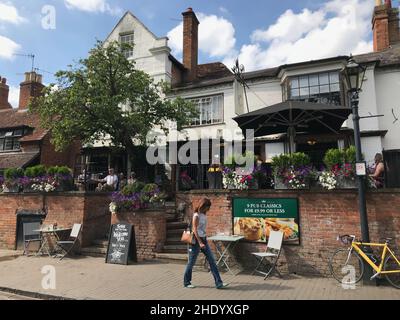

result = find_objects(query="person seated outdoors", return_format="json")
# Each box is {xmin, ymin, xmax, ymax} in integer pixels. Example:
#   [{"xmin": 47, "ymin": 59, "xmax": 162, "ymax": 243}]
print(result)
[
  {"xmin": 100, "ymin": 168, "xmax": 119, "ymax": 191},
  {"xmin": 370, "ymin": 153, "xmax": 385, "ymax": 188},
  {"xmin": 127, "ymin": 172, "xmax": 138, "ymax": 185},
  {"xmin": 117, "ymin": 173, "xmax": 127, "ymax": 191}
]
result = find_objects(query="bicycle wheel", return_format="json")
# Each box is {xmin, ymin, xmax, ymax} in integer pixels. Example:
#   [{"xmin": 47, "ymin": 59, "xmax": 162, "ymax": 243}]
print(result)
[
  {"xmin": 384, "ymin": 255, "xmax": 400, "ymax": 289},
  {"xmin": 329, "ymin": 248, "xmax": 364, "ymax": 284}
]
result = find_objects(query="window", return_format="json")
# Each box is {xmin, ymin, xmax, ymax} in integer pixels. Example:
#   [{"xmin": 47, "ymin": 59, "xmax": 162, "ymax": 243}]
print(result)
[
  {"xmin": 0, "ymin": 128, "xmax": 24, "ymax": 152},
  {"xmin": 188, "ymin": 95, "xmax": 224, "ymax": 126},
  {"xmin": 288, "ymin": 71, "xmax": 342, "ymax": 106},
  {"xmin": 120, "ymin": 33, "xmax": 134, "ymax": 59}
]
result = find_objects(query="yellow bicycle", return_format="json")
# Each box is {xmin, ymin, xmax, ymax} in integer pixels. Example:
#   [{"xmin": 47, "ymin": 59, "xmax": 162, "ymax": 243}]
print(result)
[{"xmin": 329, "ymin": 235, "xmax": 400, "ymax": 288}]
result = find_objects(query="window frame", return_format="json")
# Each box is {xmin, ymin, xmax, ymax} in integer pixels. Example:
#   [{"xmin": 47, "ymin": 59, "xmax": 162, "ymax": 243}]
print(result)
[
  {"xmin": 285, "ymin": 70, "xmax": 345, "ymax": 106},
  {"xmin": 0, "ymin": 127, "xmax": 26, "ymax": 152},
  {"xmin": 185, "ymin": 94, "xmax": 225, "ymax": 128},
  {"xmin": 119, "ymin": 32, "xmax": 135, "ymax": 59}
]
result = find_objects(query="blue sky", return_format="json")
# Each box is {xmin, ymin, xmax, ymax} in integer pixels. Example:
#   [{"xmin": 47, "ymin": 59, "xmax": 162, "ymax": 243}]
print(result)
[{"xmin": 0, "ymin": 0, "xmax": 397, "ymax": 107}]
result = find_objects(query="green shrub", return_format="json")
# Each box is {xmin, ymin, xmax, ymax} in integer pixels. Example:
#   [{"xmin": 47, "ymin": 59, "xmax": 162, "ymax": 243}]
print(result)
[
  {"xmin": 271, "ymin": 153, "xmax": 310, "ymax": 174},
  {"xmin": 323, "ymin": 149, "xmax": 345, "ymax": 168},
  {"xmin": 142, "ymin": 183, "xmax": 159, "ymax": 193},
  {"xmin": 4, "ymin": 168, "xmax": 24, "ymax": 180},
  {"xmin": 47, "ymin": 166, "xmax": 58, "ymax": 175},
  {"xmin": 121, "ymin": 181, "xmax": 145, "ymax": 195},
  {"xmin": 344, "ymin": 146, "xmax": 357, "ymax": 163},
  {"xmin": 24, "ymin": 165, "xmax": 46, "ymax": 178}
]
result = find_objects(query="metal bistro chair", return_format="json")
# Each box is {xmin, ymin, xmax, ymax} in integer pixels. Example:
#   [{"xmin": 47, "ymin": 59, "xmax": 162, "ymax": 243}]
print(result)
[
  {"xmin": 55, "ymin": 224, "xmax": 82, "ymax": 260},
  {"xmin": 251, "ymin": 230, "xmax": 284, "ymax": 280},
  {"xmin": 23, "ymin": 222, "xmax": 42, "ymax": 256}
]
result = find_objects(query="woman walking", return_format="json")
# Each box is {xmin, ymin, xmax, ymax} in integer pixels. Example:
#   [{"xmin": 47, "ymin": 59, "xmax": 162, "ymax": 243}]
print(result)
[{"xmin": 184, "ymin": 198, "xmax": 229, "ymax": 289}]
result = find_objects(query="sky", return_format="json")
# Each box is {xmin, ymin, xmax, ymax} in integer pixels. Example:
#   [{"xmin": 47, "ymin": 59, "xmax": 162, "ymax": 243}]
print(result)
[{"xmin": 0, "ymin": 0, "xmax": 397, "ymax": 108}]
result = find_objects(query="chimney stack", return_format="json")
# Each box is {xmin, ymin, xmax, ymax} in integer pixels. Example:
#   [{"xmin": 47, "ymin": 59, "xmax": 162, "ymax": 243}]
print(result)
[
  {"xmin": 372, "ymin": 0, "xmax": 400, "ymax": 51},
  {"xmin": 182, "ymin": 8, "xmax": 199, "ymax": 82},
  {"xmin": 0, "ymin": 76, "xmax": 12, "ymax": 110},
  {"xmin": 19, "ymin": 71, "xmax": 44, "ymax": 110}
]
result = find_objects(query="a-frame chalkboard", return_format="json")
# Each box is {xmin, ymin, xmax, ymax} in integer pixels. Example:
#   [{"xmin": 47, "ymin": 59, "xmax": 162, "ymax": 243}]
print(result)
[{"xmin": 105, "ymin": 223, "xmax": 137, "ymax": 265}]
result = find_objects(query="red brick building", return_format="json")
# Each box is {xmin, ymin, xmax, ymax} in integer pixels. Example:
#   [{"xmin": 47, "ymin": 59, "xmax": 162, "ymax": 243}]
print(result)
[{"xmin": 0, "ymin": 71, "xmax": 81, "ymax": 173}]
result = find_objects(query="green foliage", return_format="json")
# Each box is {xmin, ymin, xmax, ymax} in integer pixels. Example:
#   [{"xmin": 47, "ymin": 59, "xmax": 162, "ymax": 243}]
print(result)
[
  {"xmin": 24, "ymin": 165, "xmax": 46, "ymax": 178},
  {"xmin": 344, "ymin": 146, "xmax": 357, "ymax": 163},
  {"xmin": 323, "ymin": 146, "xmax": 360, "ymax": 169},
  {"xmin": 31, "ymin": 41, "xmax": 197, "ymax": 160},
  {"xmin": 271, "ymin": 153, "xmax": 310, "ymax": 174},
  {"xmin": 224, "ymin": 151, "xmax": 257, "ymax": 168},
  {"xmin": 142, "ymin": 183, "xmax": 158, "ymax": 193},
  {"xmin": 121, "ymin": 181, "xmax": 145, "ymax": 195},
  {"xmin": 4, "ymin": 168, "xmax": 24, "ymax": 180}
]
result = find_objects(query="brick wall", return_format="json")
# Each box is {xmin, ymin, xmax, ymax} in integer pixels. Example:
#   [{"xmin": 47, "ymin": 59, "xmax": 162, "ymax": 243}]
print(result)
[
  {"xmin": 176, "ymin": 189, "xmax": 400, "ymax": 276},
  {"xmin": 40, "ymin": 134, "xmax": 81, "ymax": 173},
  {"xmin": 0, "ymin": 192, "xmax": 111, "ymax": 250},
  {"xmin": 111, "ymin": 209, "xmax": 166, "ymax": 261}
]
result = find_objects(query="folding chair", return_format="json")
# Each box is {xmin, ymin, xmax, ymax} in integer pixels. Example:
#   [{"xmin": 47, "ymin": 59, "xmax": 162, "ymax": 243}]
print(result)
[
  {"xmin": 23, "ymin": 222, "xmax": 42, "ymax": 256},
  {"xmin": 55, "ymin": 223, "xmax": 82, "ymax": 260},
  {"xmin": 251, "ymin": 230, "xmax": 284, "ymax": 280}
]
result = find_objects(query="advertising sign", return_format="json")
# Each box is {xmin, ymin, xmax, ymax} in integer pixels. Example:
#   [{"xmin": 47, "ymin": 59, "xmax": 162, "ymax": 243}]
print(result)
[{"xmin": 232, "ymin": 198, "xmax": 300, "ymax": 245}]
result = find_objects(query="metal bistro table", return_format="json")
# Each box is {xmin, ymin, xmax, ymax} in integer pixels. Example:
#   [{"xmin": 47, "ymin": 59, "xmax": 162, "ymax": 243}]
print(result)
[
  {"xmin": 208, "ymin": 235, "xmax": 245, "ymax": 275},
  {"xmin": 34, "ymin": 226, "xmax": 72, "ymax": 257}
]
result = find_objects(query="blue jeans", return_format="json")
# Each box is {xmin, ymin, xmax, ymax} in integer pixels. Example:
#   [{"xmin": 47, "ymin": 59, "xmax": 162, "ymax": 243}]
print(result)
[{"xmin": 184, "ymin": 238, "xmax": 223, "ymax": 287}]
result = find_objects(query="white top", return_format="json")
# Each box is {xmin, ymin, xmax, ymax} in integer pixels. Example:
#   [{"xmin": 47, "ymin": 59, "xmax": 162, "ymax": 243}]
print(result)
[
  {"xmin": 103, "ymin": 174, "xmax": 118, "ymax": 187},
  {"xmin": 193, "ymin": 212, "xmax": 207, "ymax": 238}
]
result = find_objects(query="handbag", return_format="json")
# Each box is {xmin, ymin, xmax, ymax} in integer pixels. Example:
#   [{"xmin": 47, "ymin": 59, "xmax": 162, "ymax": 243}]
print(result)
[
  {"xmin": 181, "ymin": 229, "xmax": 194, "ymax": 245},
  {"xmin": 181, "ymin": 216, "xmax": 194, "ymax": 245}
]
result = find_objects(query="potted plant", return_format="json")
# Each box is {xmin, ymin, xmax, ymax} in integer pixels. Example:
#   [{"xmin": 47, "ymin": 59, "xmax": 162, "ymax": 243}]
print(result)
[
  {"xmin": 24, "ymin": 165, "xmax": 47, "ymax": 192},
  {"xmin": 323, "ymin": 146, "xmax": 357, "ymax": 189},
  {"xmin": 271, "ymin": 153, "xmax": 312, "ymax": 190},
  {"xmin": 48, "ymin": 166, "xmax": 73, "ymax": 191},
  {"xmin": 3, "ymin": 168, "xmax": 24, "ymax": 193}
]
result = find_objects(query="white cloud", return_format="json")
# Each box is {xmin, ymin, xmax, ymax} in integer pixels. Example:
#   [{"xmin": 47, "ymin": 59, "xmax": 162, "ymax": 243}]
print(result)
[
  {"xmin": 0, "ymin": 2, "xmax": 27, "ymax": 24},
  {"xmin": 232, "ymin": 0, "xmax": 374, "ymax": 71},
  {"xmin": 64, "ymin": 0, "xmax": 121, "ymax": 15},
  {"xmin": 8, "ymin": 85, "xmax": 19, "ymax": 108},
  {"xmin": 167, "ymin": 13, "xmax": 236, "ymax": 59},
  {"xmin": 0, "ymin": 35, "xmax": 21, "ymax": 59}
]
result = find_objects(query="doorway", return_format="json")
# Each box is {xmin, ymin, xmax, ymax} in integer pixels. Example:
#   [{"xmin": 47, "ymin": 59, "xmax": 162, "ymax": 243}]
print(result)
[{"xmin": 297, "ymin": 141, "xmax": 338, "ymax": 169}]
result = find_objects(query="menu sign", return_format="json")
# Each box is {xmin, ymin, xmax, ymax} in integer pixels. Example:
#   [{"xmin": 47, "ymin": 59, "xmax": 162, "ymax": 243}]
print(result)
[
  {"xmin": 232, "ymin": 198, "xmax": 300, "ymax": 245},
  {"xmin": 106, "ymin": 223, "xmax": 137, "ymax": 265}
]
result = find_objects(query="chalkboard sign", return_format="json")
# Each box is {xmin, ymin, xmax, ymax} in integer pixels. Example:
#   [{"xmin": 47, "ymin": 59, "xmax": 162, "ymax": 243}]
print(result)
[{"xmin": 105, "ymin": 223, "xmax": 137, "ymax": 265}]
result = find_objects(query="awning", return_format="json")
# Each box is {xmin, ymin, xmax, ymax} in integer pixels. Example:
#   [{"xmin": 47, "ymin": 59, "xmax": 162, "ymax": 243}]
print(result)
[{"xmin": 233, "ymin": 100, "xmax": 352, "ymax": 137}]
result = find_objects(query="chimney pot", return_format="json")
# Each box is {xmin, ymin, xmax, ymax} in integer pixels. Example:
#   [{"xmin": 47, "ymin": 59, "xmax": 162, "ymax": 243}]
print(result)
[
  {"xmin": 385, "ymin": 0, "xmax": 392, "ymax": 8},
  {"xmin": 375, "ymin": 0, "xmax": 382, "ymax": 6},
  {"xmin": 1, "ymin": 78, "xmax": 6, "ymax": 84}
]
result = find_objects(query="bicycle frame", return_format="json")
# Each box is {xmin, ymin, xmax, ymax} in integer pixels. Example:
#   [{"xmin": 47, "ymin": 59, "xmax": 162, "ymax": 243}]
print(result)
[{"xmin": 351, "ymin": 241, "xmax": 400, "ymax": 275}]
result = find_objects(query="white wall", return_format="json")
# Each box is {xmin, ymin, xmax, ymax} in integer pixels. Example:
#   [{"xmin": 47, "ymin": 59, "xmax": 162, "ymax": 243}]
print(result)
[
  {"xmin": 375, "ymin": 69, "xmax": 400, "ymax": 150},
  {"xmin": 361, "ymin": 136, "xmax": 383, "ymax": 165},
  {"xmin": 105, "ymin": 12, "xmax": 171, "ymax": 83}
]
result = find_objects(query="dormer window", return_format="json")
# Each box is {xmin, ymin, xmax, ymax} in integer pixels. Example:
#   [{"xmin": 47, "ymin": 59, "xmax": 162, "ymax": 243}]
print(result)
[
  {"xmin": 120, "ymin": 32, "xmax": 134, "ymax": 59},
  {"xmin": 286, "ymin": 71, "xmax": 343, "ymax": 106},
  {"xmin": 0, "ymin": 128, "xmax": 25, "ymax": 152}
]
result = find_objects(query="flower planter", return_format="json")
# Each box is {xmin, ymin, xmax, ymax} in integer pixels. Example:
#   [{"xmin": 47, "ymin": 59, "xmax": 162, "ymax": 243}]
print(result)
[
  {"xmin": 337, "ymin": 176, "xmax": 357, "ymax": 189},
  {"xmin": 274, "ymin": 176, "xmax": 289, "ymax": 190},
  {"xmin": 2, "ymin": 184, "xmax": 20, "ymax": 193}
]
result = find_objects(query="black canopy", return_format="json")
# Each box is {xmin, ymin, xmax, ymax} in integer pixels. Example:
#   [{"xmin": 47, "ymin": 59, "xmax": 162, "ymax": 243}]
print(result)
[
  {"xmin": 233, "ymin": 100, "xmax": 351, "ymax": 137},
  {"xmin": 233, "ymin": 100, "xmax": 352, "ymax": 153}
]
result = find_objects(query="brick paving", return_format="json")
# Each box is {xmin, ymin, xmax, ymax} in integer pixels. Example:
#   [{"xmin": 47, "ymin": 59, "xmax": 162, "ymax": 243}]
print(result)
[{"xmin": 0, "ymin": 253, "xmax": 399, "ymax": 300}]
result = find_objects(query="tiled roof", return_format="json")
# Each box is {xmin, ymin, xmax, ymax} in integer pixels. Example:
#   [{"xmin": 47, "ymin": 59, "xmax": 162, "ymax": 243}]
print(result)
[
  {"xmin": 355, "ymin": 44, "xmax": 400, "ymax": 67},
  {"xmin": 0, "ymin": 109, "xmax": 48, "ymax": 142},
  {"xmin": 0, "ymin": 152, "xmax": 39, "ymax": 170}
]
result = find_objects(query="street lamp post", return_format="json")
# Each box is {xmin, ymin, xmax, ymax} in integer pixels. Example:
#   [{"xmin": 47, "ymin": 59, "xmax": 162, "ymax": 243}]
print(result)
[{"xmin": 341, "ymin": 56, "xmax": 370, "ymax": 243}]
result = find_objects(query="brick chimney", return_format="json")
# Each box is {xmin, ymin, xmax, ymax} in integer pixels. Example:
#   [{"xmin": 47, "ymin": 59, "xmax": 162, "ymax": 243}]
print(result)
[
  {"xmin": 372, "ymin": 0, "xmax": 400, "ymax": 52},
  {"xmin": 0, "ymin": 76, "xmax": 12, "ymax": 110},
  {"xmin": 19, "ymin": 71, "xmax": 44, "ymax": 110},
  {"xmin": 182, "ymin": 8, "xmax": 199, "ymax": 82}
]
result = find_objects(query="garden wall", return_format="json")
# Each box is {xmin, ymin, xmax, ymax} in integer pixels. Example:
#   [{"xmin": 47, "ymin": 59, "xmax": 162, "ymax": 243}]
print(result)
[
  {"xmin": 0, "ymin": 192, "xmax": 111, "ymax": 250},
  {"xmin": 111, "ymin": 209, "xmax": 166, "ymax": 261},
  {"xmin": 176, "ymin": 189, "xmax": 400, "ymax": 276}
]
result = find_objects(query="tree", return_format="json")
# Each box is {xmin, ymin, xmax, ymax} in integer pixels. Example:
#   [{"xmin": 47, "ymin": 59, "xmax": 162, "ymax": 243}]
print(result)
[{"xmin": 32, "ymin": 41, "xmax": 197, "ymax": 170}]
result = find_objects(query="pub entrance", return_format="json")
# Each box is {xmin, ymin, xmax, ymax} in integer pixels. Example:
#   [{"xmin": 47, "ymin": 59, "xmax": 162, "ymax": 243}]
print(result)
[{"xmin": 297, "ymin": 141, "xmax": 338, "ymax": 169}]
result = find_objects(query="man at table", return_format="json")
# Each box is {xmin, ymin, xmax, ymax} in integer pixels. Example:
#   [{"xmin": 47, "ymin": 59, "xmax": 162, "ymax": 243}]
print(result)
[{"xmin": 100, "ymin": 168, "xmax": 119, "ymax": 191}]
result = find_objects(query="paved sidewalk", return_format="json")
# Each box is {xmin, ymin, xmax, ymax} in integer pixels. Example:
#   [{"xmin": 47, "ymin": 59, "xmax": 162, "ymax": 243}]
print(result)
[{"xmin": 0, "ymin": 254, "xmax": 399, "ymax": 300}]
